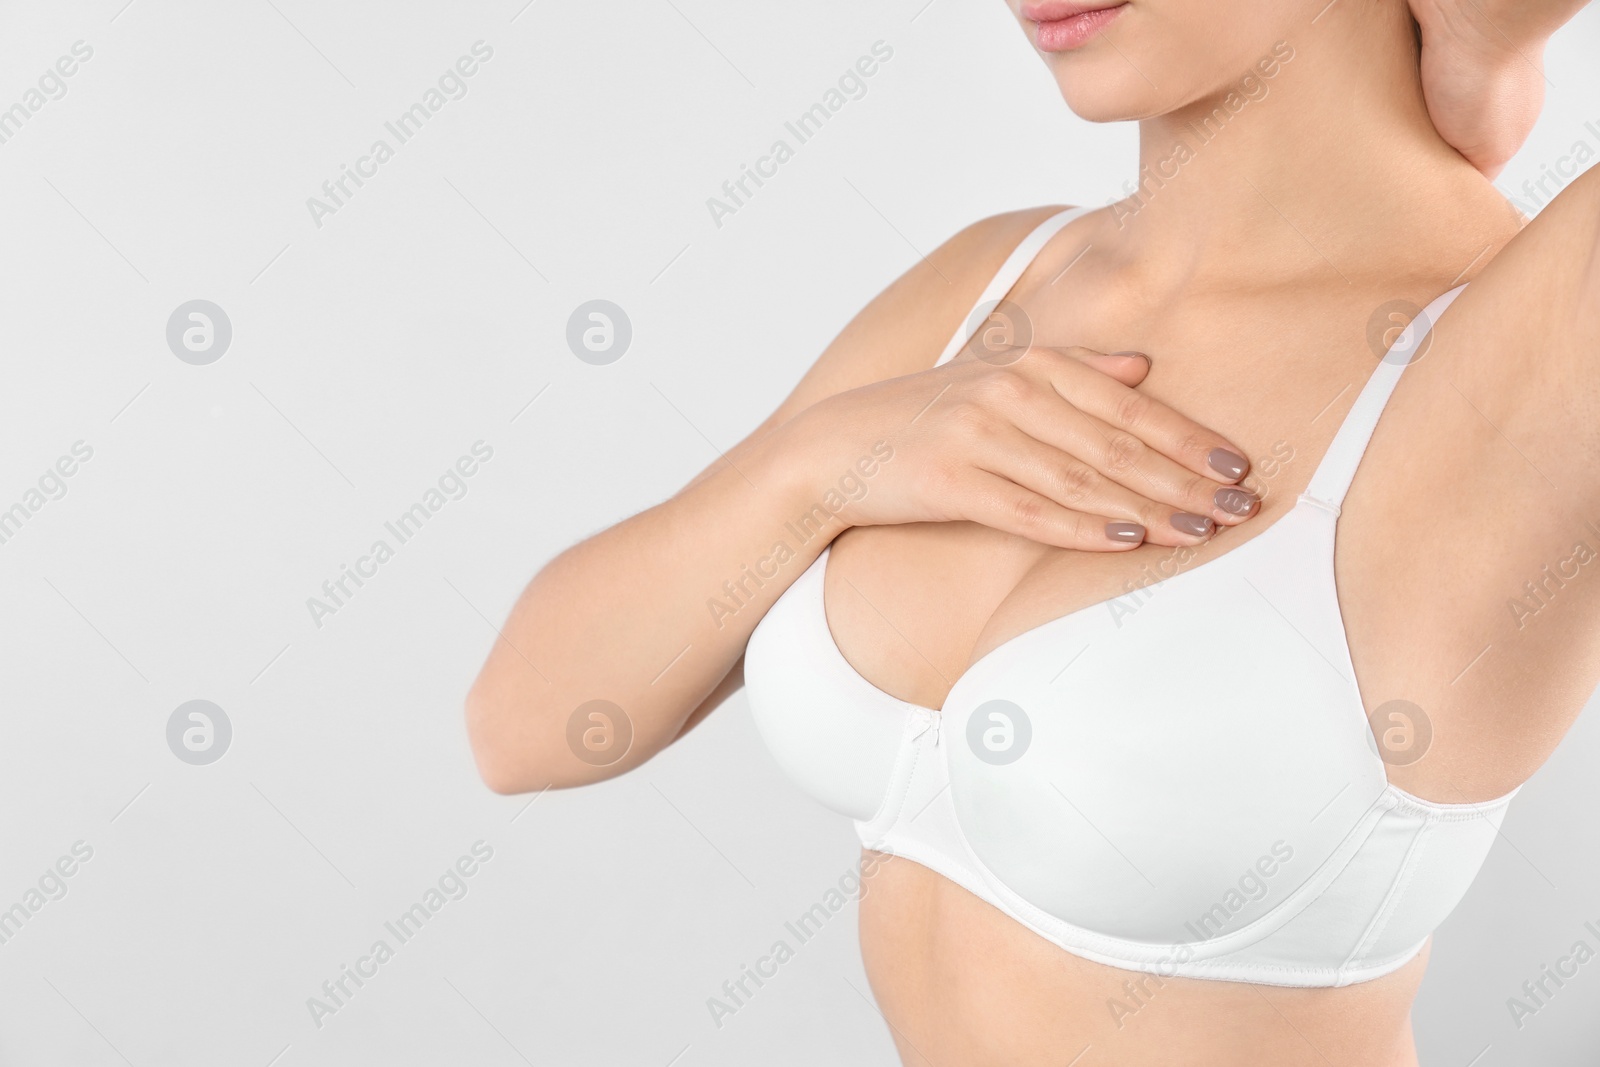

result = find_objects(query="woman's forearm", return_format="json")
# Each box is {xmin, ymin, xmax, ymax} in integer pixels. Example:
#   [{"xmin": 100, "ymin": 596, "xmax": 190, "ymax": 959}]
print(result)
[{"xmin": 464, "ymin": 421, "xmax": 844, "ymax": 793}]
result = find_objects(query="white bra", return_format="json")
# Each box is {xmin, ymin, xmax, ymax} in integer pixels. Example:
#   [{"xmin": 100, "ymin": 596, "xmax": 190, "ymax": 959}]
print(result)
[{"xmin": 743, "ymin": 206, "xmax": 1520, "ymax": 988}]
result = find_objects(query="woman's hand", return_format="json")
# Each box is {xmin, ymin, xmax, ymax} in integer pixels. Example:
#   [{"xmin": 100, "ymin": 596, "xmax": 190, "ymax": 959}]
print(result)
[
  {"xmin": 773, "ymin": 344, "xmax": 1259, "ymax": 551},
  {"xmin": 1411, "ymin": 0, "xmax": 1589, "ymax": 178}
]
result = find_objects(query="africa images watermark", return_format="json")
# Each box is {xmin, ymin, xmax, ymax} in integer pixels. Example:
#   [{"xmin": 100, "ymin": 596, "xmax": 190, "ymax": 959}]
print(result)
[
  {"xmin": 0, "ymin": 39, "xmax": 94, "ymax": 147},
  {"xmin": 706, "ymin": 848, "xmax": 891, "ymax": 1029},
  {"xmin": 305, "ymin": 41, "xmax": 494, "ymax": 229},
  {"xmin": 0, "ymin": 440, "xmax": 94, "ymax": 549},
  {"xmin": 306, "ymin": 441, "xmax": 494, "ymax": 629},
  {"xmin": 705, "ymin": 41, "xmax": 894, "ymax": 229},
  {"xmin": 1498, "ymin": 117, "xmax": 1600, "ymax": 216},
  {"xmin": 706, "ymin": 440, "xmax": 894, "ymax": 629},
  {"xmin": 1505, "ymin": 917, "xmax": 1600, "ymax": 1030},
  {"xmin": 1506, "ymin": 521, "xmax": 1600, "ymax": 630},
  {"xmin": 305, "ymin": 840, "xmax": 494, "ymax": 1029},
  {"xmin": 0, "ymin": 841, "xmax": 95, "ymax": 948},
  {"xmin": 1106, "ymin": 40, "xmax": 1295, "ymax": 228},
  {"xmin": 1106, "ymin": 838, "xmax": 1295, "ymax": 1029}
]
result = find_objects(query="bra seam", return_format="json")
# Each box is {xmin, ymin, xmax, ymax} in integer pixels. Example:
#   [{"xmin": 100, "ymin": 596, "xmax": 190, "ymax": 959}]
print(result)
[
  {"xmin": 1343, "ymin": 817, "xmax": 1434, "ymax": 975},
  {"xmin": 1381, "ymin": 781, "xmax": 1522, "ymax": 817},
  {"xmin": 859, "ymin": 709, "xmax": 931, "ymax": 839}
]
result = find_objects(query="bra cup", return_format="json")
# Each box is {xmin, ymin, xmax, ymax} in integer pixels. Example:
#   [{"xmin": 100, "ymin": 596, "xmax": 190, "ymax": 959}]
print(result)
[
  {"xmin": 944, "ymin": 514, "xmax": 1391, "ymax": 944},
  {"xmin": 745, "ymin": 553, "xmax": 908, "ymax": 821}
]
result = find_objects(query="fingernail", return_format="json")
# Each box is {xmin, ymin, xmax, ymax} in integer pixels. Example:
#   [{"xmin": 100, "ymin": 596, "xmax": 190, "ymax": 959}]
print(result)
[
  {"xmin": 1208, "ymin": 448, "xmax": 1248, "ymax": 479},
  {"xmin": 1171, "ymin": 512, "xmax": 1215, "ymax": 537},
  {"xmin": 1214, "ymin": 486, "xmax": 1259, "ymax": 516},
  {"xmin": 1106, "ymin": 522, "xmax": 1145, "ymax": 543},
  {"xmin": 1109, "ymin": 350, "xmax": 1151, "ymax": 365}
]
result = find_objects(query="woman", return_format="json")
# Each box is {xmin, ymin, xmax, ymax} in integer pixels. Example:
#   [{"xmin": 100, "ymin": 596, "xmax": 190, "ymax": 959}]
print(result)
[{"xmin": 466, "ymin": 0, "xmax": 1596, "ymax": 1062}]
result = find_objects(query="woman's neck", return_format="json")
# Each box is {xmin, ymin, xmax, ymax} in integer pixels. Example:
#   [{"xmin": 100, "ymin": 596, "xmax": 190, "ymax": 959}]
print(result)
[{"xmin": 1102, "ymin": 3, "xmax": 1521, "ymax": 294}]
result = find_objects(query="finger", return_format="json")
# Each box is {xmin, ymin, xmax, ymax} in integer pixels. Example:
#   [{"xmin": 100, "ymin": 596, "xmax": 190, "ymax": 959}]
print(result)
[
  {"xmin": 971, "ymin": 423, "xmax": 1225, "ymax": 547},
  {"xmin": 988, "ymin": 344, "xmax": 1152, "ymax": 388},
  {"xmin": 951, "ymin": 468, "xmax": 1147, "ymax": 551},
  {"xmin": 1075, "ymin": 407, "xmax": 1262, "ymax": 530},
  {"xmin": 1036, "ymin": 350, "xmax": 1253, "ymax": 484},
  {"xmin": 1004, "ymin": 381, "xmax": 1260, "ymax": 529}
]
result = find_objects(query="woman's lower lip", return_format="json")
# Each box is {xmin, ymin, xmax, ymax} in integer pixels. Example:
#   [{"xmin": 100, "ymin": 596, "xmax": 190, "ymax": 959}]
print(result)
[{"xmin": 1033, "ymin": 4, "xmax": 1126, "ymax": 51}]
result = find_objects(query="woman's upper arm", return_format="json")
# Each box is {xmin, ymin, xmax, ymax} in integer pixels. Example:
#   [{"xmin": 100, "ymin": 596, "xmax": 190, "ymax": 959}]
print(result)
[
  {"xmin": 1369, "ymin": 170, "xmax": 1600, "ymax": 792},
  {"xmin": 1441, "ymin": 168, "xmax": 1600, "ymax": 491}
]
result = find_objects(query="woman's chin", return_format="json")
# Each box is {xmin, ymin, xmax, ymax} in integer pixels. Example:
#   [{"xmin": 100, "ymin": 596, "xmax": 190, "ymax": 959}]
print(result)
[
  {"xmin": 1054, "ymin": 70, "xmax": 1175, "ymax": 123},
  {"xmin": 1059, "ymin": 89, "xmax": 1165, "ymax": 123}
]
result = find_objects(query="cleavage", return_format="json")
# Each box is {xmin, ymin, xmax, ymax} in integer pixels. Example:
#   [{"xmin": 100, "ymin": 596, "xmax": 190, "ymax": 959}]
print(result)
[{"xmin": 821, "ymin": 446, "xmax": 1310, "ymax": 712}]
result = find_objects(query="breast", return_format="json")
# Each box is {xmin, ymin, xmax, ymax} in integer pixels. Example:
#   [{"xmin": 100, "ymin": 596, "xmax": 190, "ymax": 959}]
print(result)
[
  {"xmin": 744, "ymin": 550, "xmax": 916, "ymax": 821},
  {"xmin": 940, "ymin": 504, "xmax": 1390, "ymax": 944},
  {"xmin": 742, "ymin": 508, "xmax": 1518, "ymax": 986}
]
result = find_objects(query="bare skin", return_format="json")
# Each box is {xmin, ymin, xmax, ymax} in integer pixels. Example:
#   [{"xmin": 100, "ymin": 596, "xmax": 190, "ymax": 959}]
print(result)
[{"xmin": 467, "ymin": 0, "xmax": 1600, "ymax": 1062}]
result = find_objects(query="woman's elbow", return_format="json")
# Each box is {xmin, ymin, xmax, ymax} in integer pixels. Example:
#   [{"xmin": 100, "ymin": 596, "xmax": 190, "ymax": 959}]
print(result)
[
  {"xmin": 464, "ymin": 674, "xmax": 676, "ymax": 793},
  {"xmin": 470, "ymin": 744, "xmax": 545, "ymax": 796},
  {"xmin": 463, "ymin": 683, "xmax": 559, "ymax": 795}
]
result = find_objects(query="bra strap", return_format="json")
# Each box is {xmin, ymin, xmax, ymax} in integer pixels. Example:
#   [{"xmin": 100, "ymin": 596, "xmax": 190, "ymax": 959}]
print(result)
[
  {"xmin": 1301, "ymin": 284, "xmax": 1467, "ymax": 510},
  {"xmin": 933, "ymin": 206, "xmax": 1094, "ymax": 367}
]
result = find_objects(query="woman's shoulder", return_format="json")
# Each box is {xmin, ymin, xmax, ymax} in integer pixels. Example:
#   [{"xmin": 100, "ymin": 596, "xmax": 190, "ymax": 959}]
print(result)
[
  {"xmin": 851, "ymin": 203, "xmax": 1076, "ymax": 370},
  {"xmin": 742, "ymin": 206, "xmax": 1077, "ymax": 431},
  {"xmin": 937, "ymin": 205, "xmax": 1079, "ymax": 269}
]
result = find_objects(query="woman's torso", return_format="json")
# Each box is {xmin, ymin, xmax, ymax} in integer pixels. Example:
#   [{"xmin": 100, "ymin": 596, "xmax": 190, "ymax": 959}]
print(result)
[{"xmin": 749, "ymin": 199, "xmax": 1591, "ymax": 1064}]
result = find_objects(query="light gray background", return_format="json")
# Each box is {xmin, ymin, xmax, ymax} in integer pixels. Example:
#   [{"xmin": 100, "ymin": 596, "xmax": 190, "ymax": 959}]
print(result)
[{"xmin": 1, "ymin": 1, "xmax": 1598, "ymax": 1064}]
